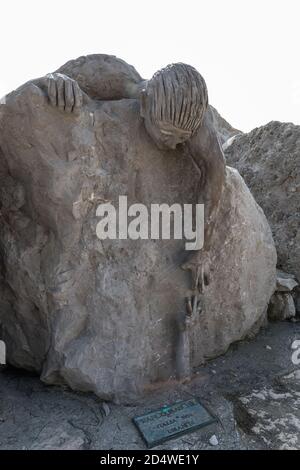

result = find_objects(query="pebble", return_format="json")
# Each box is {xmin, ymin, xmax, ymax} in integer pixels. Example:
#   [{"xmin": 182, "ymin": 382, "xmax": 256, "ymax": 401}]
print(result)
[{"xmin": 209, "ymin": 435, "xmax": 219, "ymax": 446}]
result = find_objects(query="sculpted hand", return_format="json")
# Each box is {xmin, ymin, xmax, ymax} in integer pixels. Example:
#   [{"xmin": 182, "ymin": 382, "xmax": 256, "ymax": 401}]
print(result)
[
  {"xmin": 182, "ymin": 249, "xmax": 211, "ymax": 318},
  {"xmin": 46, "ymin": 73, "xmax": 83, "ymax": 113}
]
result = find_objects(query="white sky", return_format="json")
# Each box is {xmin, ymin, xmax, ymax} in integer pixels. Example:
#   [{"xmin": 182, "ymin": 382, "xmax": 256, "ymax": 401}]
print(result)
[{"xmin": 0, "ymin": 0, "xmax": 299, "ymax": 132}]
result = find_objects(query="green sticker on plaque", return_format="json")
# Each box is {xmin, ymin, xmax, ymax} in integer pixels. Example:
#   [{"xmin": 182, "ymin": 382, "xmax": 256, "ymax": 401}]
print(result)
[{"xmin": 133, "ymin": 398, "xmax": 217, "ymax": 448}]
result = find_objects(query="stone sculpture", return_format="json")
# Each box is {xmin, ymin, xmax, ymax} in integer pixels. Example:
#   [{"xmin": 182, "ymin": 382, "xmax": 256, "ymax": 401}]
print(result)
[
  {"xmin": 37, "ymin": 57, "xmax": 227, "ymax": 321},
  {"xmin": 0, "ymin": 55, "xmax": 276, "ymax": 401}
]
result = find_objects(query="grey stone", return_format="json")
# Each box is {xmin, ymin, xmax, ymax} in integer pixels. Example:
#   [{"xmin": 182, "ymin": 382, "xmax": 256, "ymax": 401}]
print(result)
[
  {"xmin": 276, "ymin": 270, "xmax": 298, "ymax": 292},
  {"xmin": 268, "ymin": 292, "xmax": 296, "ymax": 321},
  {"xmin": 225, "ymin": 121, "xmax": 300, "ymax": 285},
  {"xmin": 0, "ymin": 55, "xmax": 276, "ymax": 402},
  {"xmin": 30, "ymin": 423, "xmax": 86, "ymax": 450},
  {"xmin": 209, "ymin": 105, "xmax": 242, "ymax": 146},
  {"xmin": 237, "ymin": 371, "xmax": 300, "ymax": 450},
  {"xmin": 209, "ymin": 434, "xmax": 219, "ymax": 446}
]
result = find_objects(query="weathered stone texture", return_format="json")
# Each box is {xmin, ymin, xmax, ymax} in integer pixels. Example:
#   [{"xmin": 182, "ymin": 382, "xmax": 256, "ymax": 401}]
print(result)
[{"xmin": 0, "ymin": 76, "xmax": 276, "ymax": 401}]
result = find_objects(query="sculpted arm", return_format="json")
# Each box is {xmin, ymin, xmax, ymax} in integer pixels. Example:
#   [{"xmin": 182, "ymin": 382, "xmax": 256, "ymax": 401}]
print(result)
[
  {"xmin": 184, "ymin": 106, "xmax": 226, "ymax": 252},
  {"xmin": 31, "ymin": 54, "xmax": 145, "ymax": 112},
  {"xmin": 137, "ymin": 63, "xmax": 225, "ymax": 255}
]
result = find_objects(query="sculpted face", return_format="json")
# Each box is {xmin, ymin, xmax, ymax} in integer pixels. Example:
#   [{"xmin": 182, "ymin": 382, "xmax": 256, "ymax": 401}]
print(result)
[
  {"xmin": 141, "ymin": 93, "xmax": 192, "ymax": 150},
  {"xmin": 145, "ymin": 118, "xmax": 192, "ymax": 150},
  {"xmin": 140, "ymin": 63, "xmax": 208, "ymax": 150}
]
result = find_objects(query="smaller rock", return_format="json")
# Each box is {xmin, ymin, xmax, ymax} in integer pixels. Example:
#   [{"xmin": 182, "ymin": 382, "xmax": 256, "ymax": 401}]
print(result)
[
  {"xmin": 268, "ymin": 292, "xmax": 296, "ymax": 321},
  {"xmin": 209, "ymin": 435, "xmax": 219, "ymax": 446},
  {"xmin": 282, "ymin": 294, "xmax": 296, "ymax": 320},
  {"xmin": 276, "ymin": 270, "xmax": 298, "ymax": 292}
]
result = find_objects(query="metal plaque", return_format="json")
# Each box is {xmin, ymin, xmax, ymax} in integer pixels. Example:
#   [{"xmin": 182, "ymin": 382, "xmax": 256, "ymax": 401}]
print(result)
[{"xmin": 133, "ymin": 398, "xmax": 217, "ymax": 448}]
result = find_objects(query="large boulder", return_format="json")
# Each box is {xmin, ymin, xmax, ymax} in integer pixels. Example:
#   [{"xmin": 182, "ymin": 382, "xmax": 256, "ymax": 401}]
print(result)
[
  {"xmin": 225, "ymin": 121, "xmax": 300, "ymax": 310},
  {"xmin": 0, "ymin": 78, "xmax": 276, "ymax": 402}
]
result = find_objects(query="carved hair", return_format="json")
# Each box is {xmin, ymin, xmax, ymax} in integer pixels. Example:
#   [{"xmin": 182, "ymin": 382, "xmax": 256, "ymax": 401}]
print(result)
[{"xmin": 146, "ymin": 63, "xmax": 208, "ymax": 133}]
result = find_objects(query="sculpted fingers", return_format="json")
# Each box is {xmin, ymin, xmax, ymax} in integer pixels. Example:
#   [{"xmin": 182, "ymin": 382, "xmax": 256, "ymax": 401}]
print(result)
[
  {"xmin": 47, "ymin": 75, "xmax": 57, "ymax": 107},
  {"xmin": 64, "ymin": 78, "xmax": 74, "ymax": 113},
  {"xmin": 73, "ymin": 80, "xmax": 83, "ymax": 111},
  {"xmin": 57, "ymin": 77, "xmax": 65, "ymax": 110},
  {"xmin": 46, "ymin": 73, "xmax": 83, "ymax": 113}
]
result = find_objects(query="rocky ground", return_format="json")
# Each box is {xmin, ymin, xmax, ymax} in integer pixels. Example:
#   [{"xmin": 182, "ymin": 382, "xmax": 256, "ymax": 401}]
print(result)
[{"xmin": 0, "ymin": 320, "xmax": 299, "ymax": 450}]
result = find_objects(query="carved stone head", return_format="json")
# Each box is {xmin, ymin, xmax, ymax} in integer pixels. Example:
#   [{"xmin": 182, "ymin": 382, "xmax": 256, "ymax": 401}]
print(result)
[{"xmin": 140, "ymin": 63, "xmax": 208, "ymax": 150}]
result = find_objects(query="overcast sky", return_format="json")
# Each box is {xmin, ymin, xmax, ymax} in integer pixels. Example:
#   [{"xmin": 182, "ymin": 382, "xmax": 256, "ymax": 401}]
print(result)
[{"xmin": 0, "ymin": 0, "xmax": 299, "ymax": 132}]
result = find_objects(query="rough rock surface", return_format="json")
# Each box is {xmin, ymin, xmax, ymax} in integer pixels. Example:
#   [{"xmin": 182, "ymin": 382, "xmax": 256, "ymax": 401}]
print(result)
[
  {"xmin": 268, "ymin": 293, "xmax": 296, "ymax": 321},
  {"xmin": 209, "ymin": 105, "xmax": 241, "ymax": 145},
  {"xmin": 276, "ymin": 270, "xmax": 298, "ymax": 293},
  {"xmin": 225, "ymin": 122, "xmax": 300, "ymax": 286},
  {"xmin": 237, "ymin": 370, "xmax": 300, "ymax": 450},
  {"xmin": 268, "ymin": 270, "xmax": 298, "ymax": 322},
  {"xmin": 0, "ymin": 77, "xmax": 276, "ymax": 402}
]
